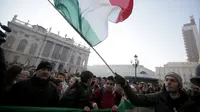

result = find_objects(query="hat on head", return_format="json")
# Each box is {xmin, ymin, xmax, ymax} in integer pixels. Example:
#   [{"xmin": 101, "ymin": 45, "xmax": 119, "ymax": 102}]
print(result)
[
  {"xmin": 165, "ymin": 72, "xmax": 183, "ymax": 88},
  {"xmin": 190, "ymin": 64, "xmax": 200, "ymax": 87},
  {"xmin": 36, "ymin": 61, "xmax": 52, "ymax": 71}
]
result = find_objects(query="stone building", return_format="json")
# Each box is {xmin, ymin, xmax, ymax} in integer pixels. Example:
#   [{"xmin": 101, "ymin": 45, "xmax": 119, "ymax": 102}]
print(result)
[{"xmin": 2, "ymin": 15, "xmax": 90, "ymax": 73}]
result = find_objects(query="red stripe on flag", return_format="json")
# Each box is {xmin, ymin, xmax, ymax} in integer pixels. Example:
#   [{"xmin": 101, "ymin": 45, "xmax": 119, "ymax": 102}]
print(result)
[{"xmin": 109, "ymin": 0, "xmax": 134, "ymax": 23}]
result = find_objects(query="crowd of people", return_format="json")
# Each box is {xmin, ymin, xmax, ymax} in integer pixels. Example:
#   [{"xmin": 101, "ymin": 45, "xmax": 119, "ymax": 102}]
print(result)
[{"xmin": 0, "ymin": 46, "xmax": 200, "ymax": 112}]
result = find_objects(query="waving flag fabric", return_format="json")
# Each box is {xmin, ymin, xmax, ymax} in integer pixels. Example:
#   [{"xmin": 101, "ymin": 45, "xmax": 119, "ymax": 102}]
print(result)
[{"xmin": 53, "ymin": 0, "xmax": 133, "ymax": 46}]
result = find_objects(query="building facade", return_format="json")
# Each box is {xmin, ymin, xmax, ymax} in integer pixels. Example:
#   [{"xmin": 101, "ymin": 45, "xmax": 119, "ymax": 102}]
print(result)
[
  {"xmin": 88, "ymin": 64, "xmax": 156, "ymax": 78},
  {"xmin": 182, "ymin": 16, "xmax": 200, "ymax": 62},
  {"xmin": 155, "ymin": 62, "xmax": 199, "ymax": 88},
  {"xmin": 2, "ymin": 15, "xmax": 90, "ymax": 73}
]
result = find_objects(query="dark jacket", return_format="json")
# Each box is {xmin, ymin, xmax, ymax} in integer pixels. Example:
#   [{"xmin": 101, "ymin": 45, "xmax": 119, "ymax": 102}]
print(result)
[
  {"xmin": 0, "ymin": 47, "xmax": 7, "ymax": 99},
  {"xmin": 59, "ymin": 81, "xmax": 92, "ymax": 108},
  {"xmin": 123, "ymin": 85, "xmax": 199, "ymax": 112},
  {"xmin": 2, "ymin": 76, "xmax": 59, "ymax": 107}
]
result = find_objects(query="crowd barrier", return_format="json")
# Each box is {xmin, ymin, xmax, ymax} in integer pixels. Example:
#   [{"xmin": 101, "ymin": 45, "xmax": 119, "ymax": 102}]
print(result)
[
  {"xmin": 0, "ymin": 106, "xmax": 154, "ymax": 112},
  {"xmin": 0, "ymin": 106, "xmax": 111, "ymax": 112},
  {"xmin": 0, "ymin": 99, "xmax": 154, "ymax": 112}
]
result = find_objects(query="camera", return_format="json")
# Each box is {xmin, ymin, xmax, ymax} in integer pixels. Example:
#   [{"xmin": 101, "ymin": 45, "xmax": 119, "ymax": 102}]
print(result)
[{"xmin": 0, "ymin": 22, "xmax": 12, "ymax": 44}]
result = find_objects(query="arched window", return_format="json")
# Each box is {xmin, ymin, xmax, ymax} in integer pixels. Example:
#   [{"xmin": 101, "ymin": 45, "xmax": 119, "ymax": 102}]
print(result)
[
  {"xmin": 58, "ymin": 63, "xmax": 64, "ymax": 71},
  {"xmin": 29, "ymin": 43, "xmax": 38, "ymax": 55},
  {"xmin": 3, "ymin": 36, "xmax": 15, "ymax": 48},
  {"xmin": 140, "ymin": 71, "xmax": 147, "ymax": 74},
  {"xmin": 70, "ymin": 55, "xmax": 74, "ymax": 64},
  {"xmin": 16, "ymin": 39, "xmax": 28, "ymax": 52},
  {"xmin": 76, "ymin": 56, "xmax": 81, "ymax": 65}
]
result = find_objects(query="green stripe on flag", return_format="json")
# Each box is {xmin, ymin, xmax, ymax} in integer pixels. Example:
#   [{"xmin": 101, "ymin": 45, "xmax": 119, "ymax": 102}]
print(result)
[
  {"xmin": 54, "ymin": 0, "xmax": 100, "ymax": 46},
  {"xmin": 118, "ymin": 99, "xmax": 136, "ymax": 112}
]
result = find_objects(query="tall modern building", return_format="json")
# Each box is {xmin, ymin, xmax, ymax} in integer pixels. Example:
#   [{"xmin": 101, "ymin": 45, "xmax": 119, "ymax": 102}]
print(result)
[
  {"xmin": 182, "ymin": 16, "xmax": 200, "ymax": 62},
  {"xmin": 2, "ymin": 15, "xmax": 90, "ymax": 73}
]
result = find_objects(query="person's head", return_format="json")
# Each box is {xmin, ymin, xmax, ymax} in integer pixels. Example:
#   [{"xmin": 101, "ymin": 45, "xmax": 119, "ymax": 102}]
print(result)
[
  {"xmin": 164, "ymin": 72, "xmax": 182, "ymax": 93},
  {"xmin": 8, "ymin": 65, "xmax": 22, "ymax": 77},
  {"xmin": 80, "ymin": 70, "xmax": 94, "ymax": 86},
  {"xmin": 105, "ymin": 76, "xmax": 115, "ymax": 91},
  {"xmin": 57, "ymin": 72, "xmax": 66, "ymax": 82},
  {"xmin": 102, "ymin": 77, "xmax": 107, "ymax": 85},
  {"xmin": 69, "ymin": 76, "xmax": 79, "ymax": 87},
  {"xmin": 17, "ymin": 71, "xmax": 30, "ymax": 81},
  {"xmin": 6, "ymin": 65, "xmax": 22, "ymax": 84},
  {"xmin": 35, "ymin": 61, "xmax": 52, "ymax": 80}
]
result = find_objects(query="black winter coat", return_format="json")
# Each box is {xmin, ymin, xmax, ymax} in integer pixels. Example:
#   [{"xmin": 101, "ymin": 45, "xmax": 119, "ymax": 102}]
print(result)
[
  {"xmin": 59, "ymin": 81, "xmax": 92, "ymax": 108},
  {"xmin": 2, "ymin": 76, "xmax": 59, "ymax": 107},
  {"xmin": 123, "ymin": 85, "xmax": 199, "ymax": 112}
]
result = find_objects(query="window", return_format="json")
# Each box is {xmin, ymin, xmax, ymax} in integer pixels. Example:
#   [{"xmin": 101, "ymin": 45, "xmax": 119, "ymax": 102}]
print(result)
[
  {"xmin": 29, "ymin": 43, "xmax": 38, "ymax": 55},
  {"xmin": 60, "ymin": 47, "xmax": 70, "ymax": 61},
  {"xmin": 76, "ymin": 56, "xmax": 81, "ymax": 65},
  {"xmin": 24, "ymin": 34, "xmax": 29, "ymax": 38},
  {"xmin": 70, "ymin": 55, "xmax": 74, "ymax": 64},
  {"xmin": 2, "ymin": 36, "xmax": 15, "ymax": 49},
  {"xmin": 16, "ymin": 39, "xmax": 28, "ymax": 52},
  {"xmin": 51, "ymin": 44, "xmax": 62, "ymax": 59},
  {"xmin": 58, "ymin": 63, "xmax": 64, "ymax": 71},
  {"xmin": 42, "ymin": 41, "xmax": 53, "ymax": 57},
  {"xmin": 140, "ymin": 71, "xmax": 147, "ymax": 74}
]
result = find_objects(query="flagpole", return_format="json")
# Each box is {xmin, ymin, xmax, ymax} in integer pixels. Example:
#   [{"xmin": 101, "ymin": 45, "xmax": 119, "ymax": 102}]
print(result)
[{"xmin": 48, "ymin": 0, "xmax": 116, "ymax": 75}]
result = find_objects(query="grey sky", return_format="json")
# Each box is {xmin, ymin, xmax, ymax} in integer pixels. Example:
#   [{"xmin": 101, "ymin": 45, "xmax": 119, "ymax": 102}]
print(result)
[{"xmin": 0, "ymin": 0, "xmax": 200, "ymax": 71}]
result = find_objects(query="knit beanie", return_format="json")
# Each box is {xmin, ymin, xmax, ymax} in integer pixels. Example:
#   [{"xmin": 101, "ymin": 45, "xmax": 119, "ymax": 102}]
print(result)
[
  {"xmin": 36, "ymin": 61, "xmax": 52, "ymax": 71},
  {"xmin": 165, "ymin": 72, "xmax": 183, "ymax": 88}
]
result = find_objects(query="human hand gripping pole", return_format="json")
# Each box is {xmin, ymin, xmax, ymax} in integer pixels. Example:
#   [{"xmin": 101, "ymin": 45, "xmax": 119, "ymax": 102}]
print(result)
[{"xmin": 114, "ymin": 73, "xmax": 127, "ymax": 87}]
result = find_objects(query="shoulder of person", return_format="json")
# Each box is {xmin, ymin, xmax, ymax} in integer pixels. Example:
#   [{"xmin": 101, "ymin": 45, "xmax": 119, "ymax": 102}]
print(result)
[{"xmin": 48, "ymin": 81, "xmax": 57, "ymax": 88}]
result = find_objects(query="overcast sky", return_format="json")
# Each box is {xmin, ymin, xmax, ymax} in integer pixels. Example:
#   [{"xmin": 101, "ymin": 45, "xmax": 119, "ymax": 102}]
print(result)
[{"xmin": 0, "ymin": 0, "xmax": 200, "ymax": 71}]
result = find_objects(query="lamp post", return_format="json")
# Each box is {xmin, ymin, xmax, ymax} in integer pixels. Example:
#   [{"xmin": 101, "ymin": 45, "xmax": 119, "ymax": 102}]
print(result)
[{"xmin": 131, "ymin": 54, "xmax": 139, "ymax": 82}]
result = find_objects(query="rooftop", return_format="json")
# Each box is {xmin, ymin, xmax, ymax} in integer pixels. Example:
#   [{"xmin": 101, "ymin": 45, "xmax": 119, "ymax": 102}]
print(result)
[{"xmin": 10, "ymin": 15, "xmax": 90, "ymax": 51}]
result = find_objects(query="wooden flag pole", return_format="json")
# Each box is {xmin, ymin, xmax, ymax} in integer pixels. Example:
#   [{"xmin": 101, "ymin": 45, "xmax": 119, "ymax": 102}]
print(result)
[{"xmin": 48, "ymin": 0, "xmax": 115, "ymax": 75}]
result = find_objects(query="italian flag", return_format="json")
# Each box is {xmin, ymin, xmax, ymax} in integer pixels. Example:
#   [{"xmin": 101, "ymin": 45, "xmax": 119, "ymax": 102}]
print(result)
[{"xmin": 53, "ymin": 0, "xmax": 133, "ymax": 46}]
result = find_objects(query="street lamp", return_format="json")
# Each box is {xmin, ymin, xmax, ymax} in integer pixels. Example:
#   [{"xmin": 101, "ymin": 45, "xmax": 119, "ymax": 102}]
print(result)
[{"xmin": 131, "ymin": 54, "xmax": 139, "ymax": 82}]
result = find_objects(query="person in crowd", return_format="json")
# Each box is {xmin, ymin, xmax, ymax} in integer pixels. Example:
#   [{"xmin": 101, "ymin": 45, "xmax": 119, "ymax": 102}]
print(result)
[
  {"xmin": 100, "ymin": 77, "xmax": 107, "ymax": 88},
  {"xmin": 57, "ymin": 72, "xmax": 68, "ymax": 99},
  {"xmin": 1, "ymin": 61, "xmax": 59, "ymax": 107},
  {"xmin": 115, "ymin": 72, "xmax": 199, "ymax": 112},
  {"xmin": 91, "ymin": 76, "xmax": 100, "ymax": 93},
  {"xmin": 59, "ymin": 70, "xmax": 94, "ymax": 111},
  {"xmin": 17, "ymin": 70, "xmax": 30, "ymax": 82},
  {"xmin": 3, "ymin": 65, "xmax": 22, "ymax": 93},
  {"xmin": 91, "ymin": 76, "xmax": 118, "ymax": 111},
  {"xmin": 190, "ymin": 64, "xmax": 200, "ymax": 111},
  {"xmin": 68, "ymin": 76, "xmax": 79, "ymax": 87}
]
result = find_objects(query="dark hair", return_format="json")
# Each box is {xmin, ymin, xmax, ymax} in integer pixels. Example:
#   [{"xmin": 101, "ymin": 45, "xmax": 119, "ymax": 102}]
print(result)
[
  {"xmin": 103, "ymin": 77, "xmax": 107, "ymax": 80},
  {"xmin": 4, "ymin": 65, "xmax": 22, "ymax": 86},
  {"xmin": 80, "ymin": 71, "xmax": 94, "ymax": 83},
  {"xmin": 36, "ymin": 61, "xmax": 52, "ymax": 71},
  {"xmin": 58, "ymin": 72, "xmax": 65, "ymax": 77},
  {"xmin": 107, "ymin": 76, "xmax": 114, "ymax": 82}
]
